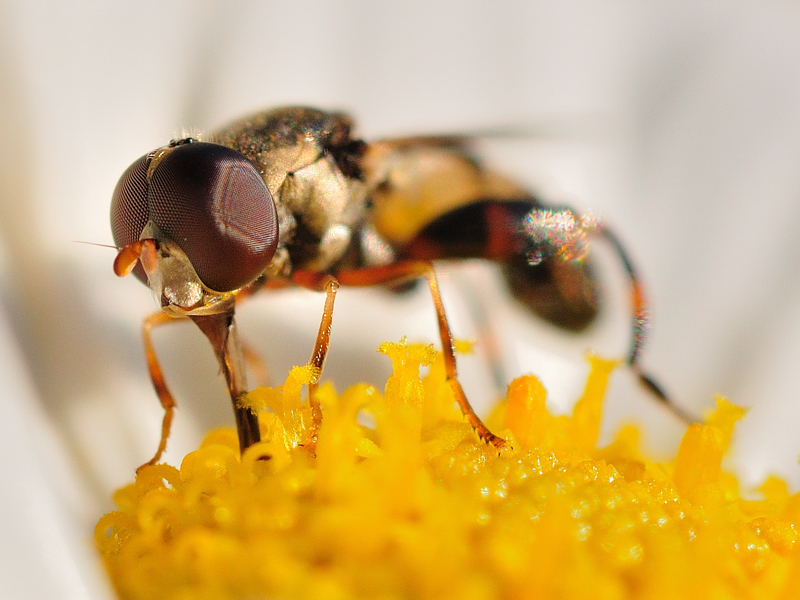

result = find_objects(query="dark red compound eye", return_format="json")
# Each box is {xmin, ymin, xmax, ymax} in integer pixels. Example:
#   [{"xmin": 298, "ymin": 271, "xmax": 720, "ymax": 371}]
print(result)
[
  {"xmin": 110, "ymin": 142, "xmax": 279, "ymax": 292},
  {"xmin": 110, "ymin": 154, "xmax": 150, "ymax": 284}
]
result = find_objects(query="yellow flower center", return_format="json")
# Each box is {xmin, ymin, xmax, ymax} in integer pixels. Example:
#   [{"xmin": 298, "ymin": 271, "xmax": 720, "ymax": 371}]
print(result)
[{"xmin": 95, "ymin": 340, "xmax": 799, "ymax": 600}]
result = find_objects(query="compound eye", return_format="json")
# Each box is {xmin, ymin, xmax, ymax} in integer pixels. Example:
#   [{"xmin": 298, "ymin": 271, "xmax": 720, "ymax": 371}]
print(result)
[
  {"xmin": 110, "ymin": 154, "xmax": 151, "ymax": 284},
  {"xmin": 148, "ymin": 142, "xmax": 279, "ymax": 292}
]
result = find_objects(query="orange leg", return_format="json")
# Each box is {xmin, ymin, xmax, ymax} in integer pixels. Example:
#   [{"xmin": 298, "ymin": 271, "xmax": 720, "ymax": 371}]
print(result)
[
  {"xmin": 292, "ymin": 271, "xmax": 340, "ymax": 444},
  {"xmin": 222, "ymin": 279, "xmax": 277, "ymax": 387},
  {"xmin": 336, "ymin": 261, "xmax": 506, "ymax": 450},
  {"xmin": 599, "ymin": 227, "xmax": 696, "ymax": 423},
  {"xmin": 450, "ymin": 270, "xmax": 508, "ymax": 396},
  {"xmin": 140, "ymin": 311, "xmax": 181, "ymax": 469},
  {"xmin": 241, "ymin": 339, "xmax": 272, "ymax": 387}
]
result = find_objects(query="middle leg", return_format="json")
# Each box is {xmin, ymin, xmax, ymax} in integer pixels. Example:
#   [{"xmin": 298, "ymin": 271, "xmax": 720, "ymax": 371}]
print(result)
[{"xmin": 335, "ymin": 261, "xmax": 506, "ymax": 450}]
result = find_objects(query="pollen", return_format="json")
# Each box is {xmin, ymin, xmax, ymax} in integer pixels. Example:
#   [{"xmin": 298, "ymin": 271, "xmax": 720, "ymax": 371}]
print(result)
[{"xmin": 96, "ymin": 341, "xmax": 800, "ymax": 600}]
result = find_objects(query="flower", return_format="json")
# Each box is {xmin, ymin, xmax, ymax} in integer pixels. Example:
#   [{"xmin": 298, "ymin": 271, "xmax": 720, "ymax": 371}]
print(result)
[{"xmin": 97, "ymin": 341, "xmax": 800, "ymax": 599}]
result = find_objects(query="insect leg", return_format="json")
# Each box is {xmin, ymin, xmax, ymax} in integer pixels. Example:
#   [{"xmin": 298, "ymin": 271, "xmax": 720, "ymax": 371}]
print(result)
[
  {"xmin": 450, "ymin": 269, "xmax": 508, "ymax": 396},
  {"xmin": 221, "ymin": 278, "xmax": 276, "ymax": 387},
  {"xmin": 240, "ymin": 340, "xmax": 272, "ymax": 387},
  {"xmin": 292, "ymin": 271, "xmax": 340, "ymax": 443},
  {"xmin": 336, "ymin": 261, "xmax": 506, "ymax": 450},
  {"xmin": 190, "ymin": 311, "xmax": 261, "ymax": 453},
  {"xmin": 599, "ymin": 227, "xmax": 696, "ymax": 423},
  {"xmin": 140, "ymin": 311, "xmax": 180, "ymax": 468}
]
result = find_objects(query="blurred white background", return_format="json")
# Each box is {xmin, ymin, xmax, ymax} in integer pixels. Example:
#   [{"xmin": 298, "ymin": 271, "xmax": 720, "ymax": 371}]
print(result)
[{"xmin": 3, "ymin": 1, "xmax": 800, "ymax": 598}]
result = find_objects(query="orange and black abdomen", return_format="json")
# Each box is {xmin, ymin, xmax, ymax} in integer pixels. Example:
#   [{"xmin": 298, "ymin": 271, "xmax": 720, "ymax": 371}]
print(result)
[{"xmin": 401, "ymin": 199, "xmax": 600, "ymax": 332}]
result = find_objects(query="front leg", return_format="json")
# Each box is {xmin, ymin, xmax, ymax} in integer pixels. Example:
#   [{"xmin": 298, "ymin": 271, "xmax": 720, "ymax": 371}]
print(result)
[
  {"xmin": 292, "ymin": 271, "xmax": 341, "ymax": 446},
  {"xmin": 140, "ymin": 311, "xmax": 180, "ymax": 468}
]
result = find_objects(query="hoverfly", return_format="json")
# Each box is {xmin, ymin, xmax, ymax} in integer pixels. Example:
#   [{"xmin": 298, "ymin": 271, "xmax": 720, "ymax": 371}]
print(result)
[{"xmin": 111, "ymin": 106, "xmax": 681, "ymax": 467}]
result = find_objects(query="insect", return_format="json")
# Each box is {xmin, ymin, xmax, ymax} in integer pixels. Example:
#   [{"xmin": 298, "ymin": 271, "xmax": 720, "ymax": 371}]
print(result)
[{"xmin": 111, "ymin": 106, "xmax": 682, "ymax": 467}]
